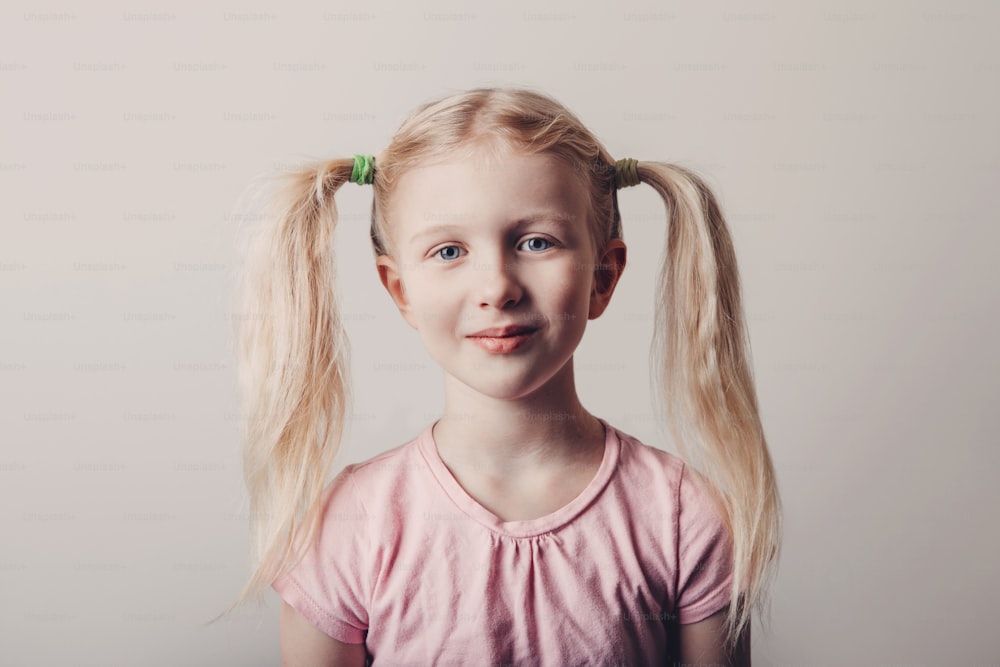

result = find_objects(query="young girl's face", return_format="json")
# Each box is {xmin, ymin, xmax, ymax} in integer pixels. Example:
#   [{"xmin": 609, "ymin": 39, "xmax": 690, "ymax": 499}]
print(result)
[{"xmin": 376, "ymin": 148, "xmax": 623, "ymax": 402}]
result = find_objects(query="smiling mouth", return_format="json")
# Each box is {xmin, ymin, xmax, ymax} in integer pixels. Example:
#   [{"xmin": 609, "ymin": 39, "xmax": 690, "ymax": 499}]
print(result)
[
  {"xmin": 468, "ymin": 326, "xmax": 539, "ymax": 338},
  {"xmin": 468, "ymin": 329, "xmax": 538, "ymax": 354}
]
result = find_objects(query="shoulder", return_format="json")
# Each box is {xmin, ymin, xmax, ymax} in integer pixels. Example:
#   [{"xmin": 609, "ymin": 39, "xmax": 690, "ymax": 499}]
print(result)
[
  {"xmin": 607, "ymin": 422, "xmax": 722, "ymax": 513},
  {"xmin": 607, "ymin": 422, "xmax": 687, "ymax": 493},
  {"xmin": 340, "ymin": 429, "xmax": 426, "ymax": 486},
  {"xmin": 280, "ymin": 429, "xmax": 429, "ymax": 585},
  {"xmin": 326, "ymin": 426, "xmax": 432, "ymax": 521},
  {"xmin": 595, "ymin": 422, "xmax": 690, "ymax": 542},
  {"xmin": 608, "ymin": 422, "xmax": 683, "ymax": 467}
]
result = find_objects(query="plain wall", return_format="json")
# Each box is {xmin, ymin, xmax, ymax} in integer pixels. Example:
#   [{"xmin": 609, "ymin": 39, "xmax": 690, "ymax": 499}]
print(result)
[{"xmin": 1, "ymin": 1, "xmax": 997, "ymax": 664}]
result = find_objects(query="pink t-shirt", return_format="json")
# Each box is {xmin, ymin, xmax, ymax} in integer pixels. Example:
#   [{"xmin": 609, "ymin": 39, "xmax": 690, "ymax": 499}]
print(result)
[{"xmin": 272, "ymin": 417, "xmax": 734, "ymax": 665}]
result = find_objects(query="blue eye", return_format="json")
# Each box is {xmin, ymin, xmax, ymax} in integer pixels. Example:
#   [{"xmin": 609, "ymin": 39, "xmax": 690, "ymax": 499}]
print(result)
[
  {"xmin": 521, "ymin": 237, "xmax": 553, "ymax": 252},
  {"xmin": 434, "ymin": 246, "xmax": 463, "ymax": 262}
]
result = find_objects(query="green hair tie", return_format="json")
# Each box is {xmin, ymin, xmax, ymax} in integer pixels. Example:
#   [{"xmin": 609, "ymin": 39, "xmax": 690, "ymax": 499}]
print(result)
[
  {"xmin": 349, "ymin": 153, "xmax": 375, "ymax": 185},
  {"xmin": 614, "ymin": 157, "xmax": 640, "ymax": 189}
]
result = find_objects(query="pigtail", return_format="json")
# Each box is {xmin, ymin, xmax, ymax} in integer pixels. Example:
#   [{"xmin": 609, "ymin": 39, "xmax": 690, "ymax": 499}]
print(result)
[
  {"xmin": 207, "ymin": 157, "xmax": 357, "ymax": 624},
  {"xmin": 638, "ymin": 161, "xmax": 782, "ymax": 653}
]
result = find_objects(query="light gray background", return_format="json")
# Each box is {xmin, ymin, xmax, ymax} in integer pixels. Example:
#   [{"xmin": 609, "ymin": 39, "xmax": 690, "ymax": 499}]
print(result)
[{"xmin": 2, "ymin": 1, "xmax": 997, "ymax": 665}]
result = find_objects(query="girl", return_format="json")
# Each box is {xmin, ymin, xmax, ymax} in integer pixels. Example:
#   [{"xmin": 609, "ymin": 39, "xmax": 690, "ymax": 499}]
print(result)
[{"xmin": 216, "ymin": 86, "xmax": 781, "ymax": 665}]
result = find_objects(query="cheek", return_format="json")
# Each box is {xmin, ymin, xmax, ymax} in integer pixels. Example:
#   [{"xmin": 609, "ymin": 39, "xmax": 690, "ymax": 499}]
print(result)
[
  {"xmin": 553, "ymin": 267, "xmax": 593, "ymax": 308},
  {"xmin": 406, "ymin": 274, "xmax": 458, "ymax": 325}
]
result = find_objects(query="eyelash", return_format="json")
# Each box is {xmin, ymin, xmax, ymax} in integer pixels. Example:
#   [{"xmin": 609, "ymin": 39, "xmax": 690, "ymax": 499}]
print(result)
[{"xmin": 432, "ymin": 237, "xmax": 556, "ymax": 262}]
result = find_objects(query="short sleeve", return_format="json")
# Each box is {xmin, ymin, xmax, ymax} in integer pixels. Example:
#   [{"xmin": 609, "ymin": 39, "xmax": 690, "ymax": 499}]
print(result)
[
  {"xmin": 271, "ymin": 464, "xmax": 371, "ymax": 644},
  {"xmin": 674, "ymin": 462, "xmax": 734, "ymax": 625}
]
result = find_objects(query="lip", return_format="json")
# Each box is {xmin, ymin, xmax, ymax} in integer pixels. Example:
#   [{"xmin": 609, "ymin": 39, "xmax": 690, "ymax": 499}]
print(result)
[
  {"xmin": 467, "ymin": 325, "xmax": 539, "ymax": 338},
  {"xmin": 468, "ymin": 329, "xmax": 538, "ymax": 354}
]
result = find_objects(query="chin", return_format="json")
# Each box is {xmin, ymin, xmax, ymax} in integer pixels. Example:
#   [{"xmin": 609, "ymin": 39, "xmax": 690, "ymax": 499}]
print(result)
[{"xmin": 461, "ymin": 374, "xmax": 556, "ymax": 402}]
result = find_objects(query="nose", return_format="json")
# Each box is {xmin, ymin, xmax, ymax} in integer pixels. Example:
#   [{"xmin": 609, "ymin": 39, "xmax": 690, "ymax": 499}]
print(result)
[{"xmin": 475, "ymin": 250, "xmax": 523, "ymax": 309}]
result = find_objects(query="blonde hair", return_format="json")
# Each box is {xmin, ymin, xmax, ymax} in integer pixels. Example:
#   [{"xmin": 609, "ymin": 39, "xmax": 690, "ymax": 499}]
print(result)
[{"xmin": 210, "ymin": 86, "xmax": 782, "ymax": 654}]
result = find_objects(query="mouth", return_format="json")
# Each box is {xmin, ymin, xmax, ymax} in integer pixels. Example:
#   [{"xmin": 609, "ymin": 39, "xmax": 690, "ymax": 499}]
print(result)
[
  {"xmin": 467, "ymin": 325, "xmax": 539, "ymax": 338},
  {"xmin": 467, "ymin": 327, "xmax": 539, "ymax": 354}
]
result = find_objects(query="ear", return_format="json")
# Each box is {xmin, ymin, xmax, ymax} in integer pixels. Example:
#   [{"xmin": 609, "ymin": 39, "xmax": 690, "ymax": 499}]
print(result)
[
  {"xmin": 375, "ymin": 255, "xmax": 419, "ymax": 330},
  {"xmin": 588, "ymin": 238, "xmax": 627, "ymax": 320}
]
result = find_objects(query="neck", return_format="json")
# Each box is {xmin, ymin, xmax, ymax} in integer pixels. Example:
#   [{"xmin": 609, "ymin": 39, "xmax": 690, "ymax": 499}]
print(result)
[{"xmin": 431, "ymin": 360, "xmax": 605, "ymax": 479}]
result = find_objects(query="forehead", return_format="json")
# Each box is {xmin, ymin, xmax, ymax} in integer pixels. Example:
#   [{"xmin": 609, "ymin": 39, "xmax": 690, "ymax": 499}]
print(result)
[{"xmin": 387, "ymin": 151, "xmax": 590, "ymax": 236}]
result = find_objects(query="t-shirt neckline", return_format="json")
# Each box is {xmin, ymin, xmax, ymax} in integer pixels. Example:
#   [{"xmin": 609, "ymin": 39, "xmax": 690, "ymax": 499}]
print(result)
[{"xmin": 416, "ymin": 416, "xmax": 620, "ymax": 538}]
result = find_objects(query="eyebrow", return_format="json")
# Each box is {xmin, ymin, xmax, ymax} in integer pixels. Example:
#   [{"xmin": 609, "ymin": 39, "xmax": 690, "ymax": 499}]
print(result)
[{"xmin": 408, "ymin": 212, "xmax": 576, "ymax": 244}]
